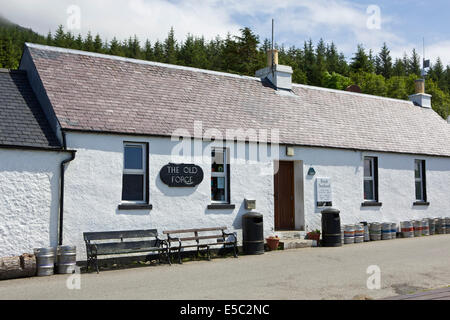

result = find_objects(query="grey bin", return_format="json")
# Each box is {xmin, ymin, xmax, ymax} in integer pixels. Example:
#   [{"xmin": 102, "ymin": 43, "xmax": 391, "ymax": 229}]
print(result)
[
  {"xmin": 242, "ymin": 212, "xmax": 264, "ymax": 255},
  {"xmin": 321, "ymin": 208, "xmax": 342, "ymax": 247}
]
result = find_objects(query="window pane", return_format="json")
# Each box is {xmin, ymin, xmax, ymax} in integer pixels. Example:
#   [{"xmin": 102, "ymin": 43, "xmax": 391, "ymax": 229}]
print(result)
[
  {"xmin": 211, "ymin": 176, "xmax": 226, "ymax": 201},
  {"xmin": 364, "ymin": 180, "xmax": 374, "ymax": 200},
  {"xmin": 125, "ymin": 146, "xmax": 143, "ymax": 170},
  {"xmin": 415, "ymin": 181, "xmax": 423, "ymax": 200},
  {"xmin": 122, "ymin": 174, "xmax": 144, "ymax": 201},
  {"xmin": 212, "ymin": 149, "xmax": 225, "ymax": 173},
  {"xmin": 414, "ymin": 161, "xmax": 421, "ymax": 179},
  {"xmin": 364, "ymin": 158, "xmax": 372, "ymax": 177}
]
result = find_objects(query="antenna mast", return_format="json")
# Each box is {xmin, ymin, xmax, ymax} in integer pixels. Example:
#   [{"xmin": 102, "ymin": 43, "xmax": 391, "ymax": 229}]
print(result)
[
  {"xmin": 271, "ymin": 18, "xmax": 275, "ymax": 76},
  {"xmin": 422, "ymin": 37, "xmax": 425, "ymax": 79}
]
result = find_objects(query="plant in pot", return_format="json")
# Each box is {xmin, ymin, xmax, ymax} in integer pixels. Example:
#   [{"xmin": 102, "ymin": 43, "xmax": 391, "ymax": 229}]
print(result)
[
  {"xmin": 266, "ymin": 235, "xmax": 280, "ymax": 251},
  {"xmin": 306, "ymin": 229, "xmax": 321, "ymax": 242}
]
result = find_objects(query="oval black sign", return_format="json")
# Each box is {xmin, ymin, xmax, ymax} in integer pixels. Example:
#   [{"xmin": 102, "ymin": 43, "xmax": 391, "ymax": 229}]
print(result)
[{"xmin": 160, "ymin": 163, "xmax": 204, "ymax": 187}]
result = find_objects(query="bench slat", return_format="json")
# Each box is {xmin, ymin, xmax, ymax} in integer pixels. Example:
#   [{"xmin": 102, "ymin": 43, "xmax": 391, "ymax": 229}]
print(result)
[
  {"xmin": 168, "ymin": 235, "xmax": 224, "ymax": 242},
  {"xmin": 84, "ymin": 229, "xmax": 158, "ymax": 241},
  {"xmin": 163, "ymin": 227, "xmax": 227, "ymax": 234},
  {"xmin": 90, "ymin": 240, "xmax": 161, "ymax": 255}
]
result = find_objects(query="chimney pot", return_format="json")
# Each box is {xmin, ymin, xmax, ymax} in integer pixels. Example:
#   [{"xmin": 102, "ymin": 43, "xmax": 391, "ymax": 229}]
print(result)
[
  {"xmin": 267, "ymin": 49, "xmax": 279, "ymax": 67},
  {"xmin": 345, "ymin": 85, "xmax": 362, "ymax": 93},
  {"xmin": 415, "ymin": 79, "xmax": 425, "ymax": 94}
]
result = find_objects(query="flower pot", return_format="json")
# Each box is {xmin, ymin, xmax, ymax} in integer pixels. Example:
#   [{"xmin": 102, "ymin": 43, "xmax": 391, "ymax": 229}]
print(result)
[
  {"xmin": 266, "ymin": 238, "xmax": 280, "ymax": 251},
  {"xmin": 308, "ymin": 233, "xmax": 320, "ymax": 242}
]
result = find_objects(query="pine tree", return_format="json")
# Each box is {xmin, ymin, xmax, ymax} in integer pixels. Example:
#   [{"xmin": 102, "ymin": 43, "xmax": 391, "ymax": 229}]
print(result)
[
  {"xmin": 428, "ymin": 57, "xmax": 445, "ymax": 91},
  {"xmin": 53, "ymin": 25, "xmax": 66, "ymax": 48},
  {"xmin": 205, "ymin": 35, "xmax": 223, "ymax": 70},
  {"xmin": 368, "ymin": 49, "xmax": 376, "ymax": 73},
  {"xmin": 221, "ymin": 33, "xmax": 240, "ymax": 73},
  {"xmin": 303, "ymin": 39, "xmax": 315, "ymax": 84},
  {"xmin": 164, "ymin": 27, "xmax": 178, "ymax": 64},
  {"xmin": 408, "ymin": 49, "xmax": 421, "ymax": 77},
  {"xmin": 109, "ymin": 37, "xmax": 122, "ymax": 56},
  {"xmin": 74, "ymin": 34, "xmax": 83, "ymax": 50},
  {"xmin": 445, "ymin": 66, "xmax": 450, "ymax": 94},
  {"xmin": 375, "ymin": 43, "xmax": 392, "ymax": 79},
  {"xmin": 235, "ymin": 27, "xmax": 260, "ymax": 75},
  {"xmin": 83, "ymin": 32, "xmax": 94, "ymax": 52},
  {"xmin": 144, "ymin": 39, "xmax": 154, "ymax": 61},
  {"xmin": 310, "ymin": 38, "xmax": 327, "ymax": 86},
  {"xmin": 392, "ymin": 58, "xmax": 406, "ymax": 77},
  {"xmin": 153, "ymin": 40, "xmax": 165, "ymax": 62},
  {"xmin": 325, "ymin": 42, "xmax": 339, "ymax": 74},
  {"xmin": 46, "ymin": 31, "xmax": 53, "ymax": 46},
  {"xmin": 350, "ymin": 44, "xmax": 372, "ymax": 73},
  {"xmin": 93, "ymin": 34, "xmax": 103, "ymax": 53},
  {"xmin": 130, "ymin": 35, "xmax": 141, "ymax": 59}
]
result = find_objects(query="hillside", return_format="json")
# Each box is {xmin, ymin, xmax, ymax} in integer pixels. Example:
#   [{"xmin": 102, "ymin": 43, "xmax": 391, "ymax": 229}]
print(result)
[{"xmin": 0, "ymin": 19, "xmax": 449, "ymax": 119}]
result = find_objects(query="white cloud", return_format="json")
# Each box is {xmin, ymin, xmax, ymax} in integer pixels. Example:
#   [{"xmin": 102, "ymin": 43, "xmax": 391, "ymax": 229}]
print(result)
[
  {"xmin": 1, "ymin": 0, "xmax": 447, "ymax": 66},
  {"xmin": 0, "ymin": 0, "xmax": 241, "ymax": 42}
]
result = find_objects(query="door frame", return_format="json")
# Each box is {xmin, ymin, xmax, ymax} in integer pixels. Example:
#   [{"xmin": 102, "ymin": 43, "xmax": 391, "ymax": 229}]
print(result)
[{"xmin": 274, "ymin": 160, "xmax": 295, "ymax": 231}]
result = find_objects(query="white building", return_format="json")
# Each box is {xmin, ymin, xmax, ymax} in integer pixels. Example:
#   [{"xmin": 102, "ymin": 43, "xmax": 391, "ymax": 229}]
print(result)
[{"xmin": 1, "ymin": 43, "xmax": 450, "ymax": 261}]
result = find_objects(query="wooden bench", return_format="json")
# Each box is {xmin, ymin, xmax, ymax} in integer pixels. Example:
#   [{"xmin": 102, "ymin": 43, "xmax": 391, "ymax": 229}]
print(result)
[
  {"xmin": 83, "ymin": 229, "xmax": 169, "ymax": 273},
  {"xmin": 163, "ymin": 227, "xmax": 238, "ymax": 264}
]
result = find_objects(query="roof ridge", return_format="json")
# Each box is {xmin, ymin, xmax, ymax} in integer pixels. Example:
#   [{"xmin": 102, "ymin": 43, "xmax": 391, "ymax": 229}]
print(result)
[
  {"xmin": 25, "ymin": 42, "xmax": 262, "ymax": 82},
  {"xmin": 292, "ymin": 83, "xmax": 414, "ymax": 105}
]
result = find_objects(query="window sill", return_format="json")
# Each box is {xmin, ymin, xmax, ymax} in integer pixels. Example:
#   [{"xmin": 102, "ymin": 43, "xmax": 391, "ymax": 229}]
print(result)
[
  {"xmin": 361, "ymin": 202, "xmax": 382, "ymax": 207},
  {"xmin": 413, "ymin": 201, "xmax": 430, "ymax": 206},
  {"xmin": 207, "ymin": 204, "xmax": 236, "ymax": 210},
  {"xmin": 118, "ymin": 204, "xmax": 153, "ymax": 210}
]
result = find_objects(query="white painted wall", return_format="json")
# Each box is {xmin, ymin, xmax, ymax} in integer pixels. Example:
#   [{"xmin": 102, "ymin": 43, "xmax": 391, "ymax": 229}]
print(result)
[
  {"xmin": 279, "ymin": 147, "xmax": 450, "ymax": 231},
  {"xmin": 63, "ymin": 132, "xmax": 274, "ymax": 260},
  {"xmin": 0, "ymin": 149, "xmax": 66, "ymax": 258},
  {"xmin": 61, "ymin": 132, "xmax": 450, "ymax": 261}
]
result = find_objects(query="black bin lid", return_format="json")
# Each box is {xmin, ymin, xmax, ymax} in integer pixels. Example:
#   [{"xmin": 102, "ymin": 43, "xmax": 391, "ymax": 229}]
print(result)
[
  {"xmin": 242, "ymin": 212, "xmax": 263, "ymax": 219},
  {"xmin": 321, "ymin": 208, "xmax": 340, "ymax": 215}
]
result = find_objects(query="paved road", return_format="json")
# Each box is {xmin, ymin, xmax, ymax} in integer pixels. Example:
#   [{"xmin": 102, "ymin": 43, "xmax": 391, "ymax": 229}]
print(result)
[{"xmin": 1, "ymin": 235, "xmax": 450, "ymax": 300}]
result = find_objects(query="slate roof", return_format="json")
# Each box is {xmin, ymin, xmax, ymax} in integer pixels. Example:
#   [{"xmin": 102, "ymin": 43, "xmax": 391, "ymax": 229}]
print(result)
[
  {"xmin": 24, "ymin": 43, "xmax": 450, "ymax": 157},
  {"xmin": 0, "ymin": 69, "xmax": 61, "ymax": 149}
]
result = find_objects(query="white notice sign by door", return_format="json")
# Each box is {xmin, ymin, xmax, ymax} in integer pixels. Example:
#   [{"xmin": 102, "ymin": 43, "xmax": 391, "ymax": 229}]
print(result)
[{"xmin": 316, "ymin": 177, "xmax": 332, "ymax": 203}]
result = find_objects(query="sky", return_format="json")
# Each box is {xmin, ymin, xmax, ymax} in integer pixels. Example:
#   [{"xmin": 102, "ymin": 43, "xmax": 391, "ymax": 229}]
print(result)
[{"xmin": 1, "ymin": 0, "xmax": 450, "ymax": 65}]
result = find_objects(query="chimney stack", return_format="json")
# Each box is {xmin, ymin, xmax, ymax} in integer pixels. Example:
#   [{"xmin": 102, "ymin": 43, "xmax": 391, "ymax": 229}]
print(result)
[
  {"xmin": 255, "ymin": 50, "xmax": 293, "ymax": 90},
  {"xmin": 409, "ymin": 79, "xmax": 431, "ymax": 108}
]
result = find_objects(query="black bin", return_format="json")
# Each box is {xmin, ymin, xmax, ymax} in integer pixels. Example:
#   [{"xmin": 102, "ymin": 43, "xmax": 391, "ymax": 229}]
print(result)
[
  {"xmin": 242, "ymin": 212, "xmax": 264, "ymax": 255},
  {"xmin": 321, "ymin": 208, "xmax": 342, "ymax": 247}
]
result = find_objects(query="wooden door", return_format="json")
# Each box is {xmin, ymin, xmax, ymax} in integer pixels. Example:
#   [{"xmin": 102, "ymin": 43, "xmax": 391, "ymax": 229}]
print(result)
[{"xmin": 274, "ymin": 161, "xmax": 295, "ymax": 230}]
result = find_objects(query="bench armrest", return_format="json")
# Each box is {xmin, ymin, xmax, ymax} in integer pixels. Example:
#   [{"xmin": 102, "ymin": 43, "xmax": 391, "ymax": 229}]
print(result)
[
  {"xmin": 222, "ymin": 231, "xmax": 238, "ymax": 242},
  {"xmin": 86, "ymin": 243, "xmax": 98, "ymax": 256},
  {"xmin": 160, "ymin": 239, "xmax": 169, "ymax": 248}
]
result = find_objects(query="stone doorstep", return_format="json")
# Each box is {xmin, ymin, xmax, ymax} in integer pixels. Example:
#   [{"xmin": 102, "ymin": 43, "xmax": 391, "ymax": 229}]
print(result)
[
  {"xmin": 276, "ymin": 230, "xmax": 307, "ymax": 240},
  {"xmin": 279, "ymin": 239, "xmax": 315, "ymax": 250}
]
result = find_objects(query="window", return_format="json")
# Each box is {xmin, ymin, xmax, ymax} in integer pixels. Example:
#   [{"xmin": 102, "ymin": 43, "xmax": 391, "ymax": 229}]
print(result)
[
  {"xmin": 122, "ymin": 143, "xmax": 147, "ymax": 203},
  {"xmin": 415, "ymin": 160, "xmax": 426, "ymax": 202},
  {"xmin": 211, "ymin": 148, "xmax": 229, "ymax": 203},
  {"xmin": 363, "ymin": 157, "xmax": 378, "ymax": 202}
]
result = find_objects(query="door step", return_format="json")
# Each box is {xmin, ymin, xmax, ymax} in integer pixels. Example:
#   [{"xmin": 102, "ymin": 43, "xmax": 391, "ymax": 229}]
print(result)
[
  {"xmin": 276, "ymin": 231, "xmax": 307, "ymax": 240},
  {"xmin": 279, "ymin": 239, "xmax": 314, "ymax": 250}
]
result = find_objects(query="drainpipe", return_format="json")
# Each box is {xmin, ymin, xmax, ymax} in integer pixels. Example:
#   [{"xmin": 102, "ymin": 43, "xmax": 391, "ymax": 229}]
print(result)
[{"xmin": 58, "ymin": 131, "xmax": 76, "ymax": 246}]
